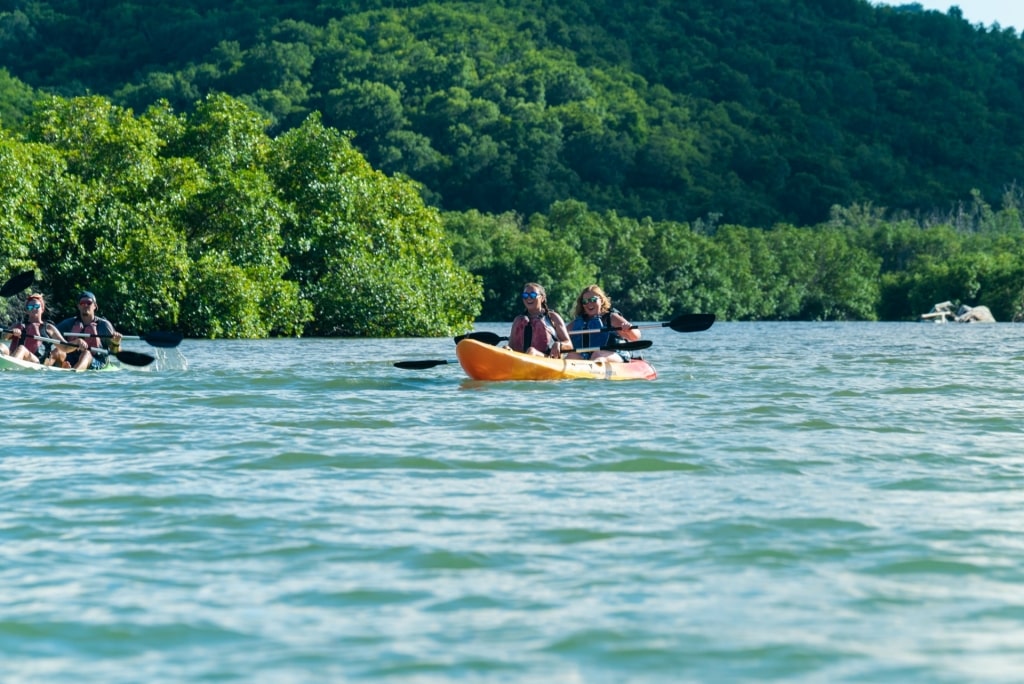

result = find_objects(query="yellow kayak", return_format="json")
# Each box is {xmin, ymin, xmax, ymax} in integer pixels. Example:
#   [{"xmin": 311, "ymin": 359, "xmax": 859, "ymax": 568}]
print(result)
[{"xmin": 455, "ymin": 338, "xmax": 657, "ymax": 381}]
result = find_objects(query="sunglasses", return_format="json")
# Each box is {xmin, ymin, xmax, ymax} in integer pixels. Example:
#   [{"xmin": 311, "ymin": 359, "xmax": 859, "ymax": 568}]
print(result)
[
  {"xmin": 79, "ymin": 299, "xmax": 94, "ymax": 305},
  {"xmin": 521, "ymin": 292, "xmax": 541, "ymax": 300},
  {"xmin": 582, "ymin": 296, "xmax": 601, "ymax": 304},
  {"xmin": 25, "ymin": 303, "xmax": 41, "ymax": 311}
]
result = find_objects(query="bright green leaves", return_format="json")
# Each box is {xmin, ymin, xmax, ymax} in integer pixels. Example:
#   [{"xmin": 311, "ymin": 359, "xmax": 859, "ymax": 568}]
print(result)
[{"xmin": 1, "ymin": 94, "xmax": 479, "ymax": 337}]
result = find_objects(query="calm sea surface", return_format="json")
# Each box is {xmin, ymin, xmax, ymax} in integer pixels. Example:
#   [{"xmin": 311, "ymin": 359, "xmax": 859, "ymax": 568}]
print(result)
[{"xmin": 3, "ymin": 321, "xmax": 1024, "ymax": 683}]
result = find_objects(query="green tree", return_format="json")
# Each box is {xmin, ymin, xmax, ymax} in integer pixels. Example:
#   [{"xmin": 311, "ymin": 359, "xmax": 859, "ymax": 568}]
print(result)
[
  {"xmin": 0, "ymin": 68, "xmax": 36, "ymax": 130},
  {"xmin": 269, "ymin": 113, "xmax": 481, "ymax": 335},
  {"xmin": 443, "ymin": 208, "xmax": 594, "ymax": 319},
  {"xmin": 21, "ymin": 95, "xmax": 189, "ymax": 329},
  {"xmin": 0, "ymin": 132, "xmax": 48, "ymax": 273}
]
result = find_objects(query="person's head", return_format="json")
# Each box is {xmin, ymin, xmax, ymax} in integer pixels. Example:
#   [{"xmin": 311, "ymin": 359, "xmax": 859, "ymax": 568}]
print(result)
[
  {"xmin": 573, "ymin": 285, "xmax": 611, "ymax": 318},
  {"xmin": 520, "ymin": 282, "xmax": 548, "ymax": 313},
  {"xmin": 77, "ymin": 291, "xmax": 97, "ymax": 316},
  {"xmin": 25, "ymin": 293, "xmax": 45, "ymax": 318}
]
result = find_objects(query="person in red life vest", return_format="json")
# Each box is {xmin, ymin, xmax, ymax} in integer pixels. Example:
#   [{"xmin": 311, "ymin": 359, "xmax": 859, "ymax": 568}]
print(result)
[
  {"xmin": 3, "ymin": 292, "xmax": 78, "ymax": 365},
  {"xmin": 507, "ymin": 282, "xmax": 572, "ymax": 358},
  {"xmin": 52, "ymin": 290, "xmax": 123, "ymax": 371},
  {"xmin": 564, "ymin": 284, "xmax": 641, "ymax": 363}
]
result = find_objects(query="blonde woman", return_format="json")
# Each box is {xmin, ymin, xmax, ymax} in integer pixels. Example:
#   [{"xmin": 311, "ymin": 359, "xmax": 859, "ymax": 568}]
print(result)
[
  {"xmin": 4, "ymin": 293, "xmax": 78, "ymax": 365},
  {"xmin": 564, "ymin": 285, "xmax": 640, "ymax": 362}
]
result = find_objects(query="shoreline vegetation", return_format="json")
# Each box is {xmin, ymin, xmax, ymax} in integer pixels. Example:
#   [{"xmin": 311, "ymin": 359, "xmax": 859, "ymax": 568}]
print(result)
[
  {"xmin": 2, "ymin": 1, "xmax": 1024, "ymax": 336},
  {"xmin": 2, "ymin": 94, "xmax": 1024, "ymax": 339}
]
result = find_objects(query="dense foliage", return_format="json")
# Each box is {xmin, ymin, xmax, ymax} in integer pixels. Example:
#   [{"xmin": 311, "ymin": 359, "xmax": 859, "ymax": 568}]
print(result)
[
  {"xmin": 2, "ymin": 1, "xmax": 1024, "ymax": 330},
  {"xmin": 0, "ymin": 94, "xmax": 481, "ymax": 337},
  {"xmin": 444, "ymin": 192, "xmax": 1024, "ymax": 323},
  {"xmin": 1, "ymin": 0, "xmax": 1023, "ymax": 227}
]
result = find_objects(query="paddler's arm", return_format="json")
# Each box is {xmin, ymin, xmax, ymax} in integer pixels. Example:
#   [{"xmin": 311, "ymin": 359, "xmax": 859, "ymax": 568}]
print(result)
[
  {"xmin": 548, "ymin": 311, "xmax": 574, "ymax": 358},
  {"xmin": 610, "ymin": 311, "xmax": 641, "ymax": 341},
  {"xmin": 100, "ymin": 320, "xmax": 123, "ymax": 352},
  {"xmin": 43, "ymin": 323, "xmax": 77, "ymax": 346}
]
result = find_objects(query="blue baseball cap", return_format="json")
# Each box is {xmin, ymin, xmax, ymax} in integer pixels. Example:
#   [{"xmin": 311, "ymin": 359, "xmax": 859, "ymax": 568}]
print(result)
[{"xmin": 78, "ymin": 291, "xmax": 97, "ymax": 305}]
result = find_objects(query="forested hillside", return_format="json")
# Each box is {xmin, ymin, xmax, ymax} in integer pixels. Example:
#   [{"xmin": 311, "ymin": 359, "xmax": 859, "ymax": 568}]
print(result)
[
  {"xmin": 2, "ymin": 0, "xmax": 1023, "ymax": 227},
  {"xmin": 3, "ymin": 0, "xmax": 1024, "ymax": 333}
]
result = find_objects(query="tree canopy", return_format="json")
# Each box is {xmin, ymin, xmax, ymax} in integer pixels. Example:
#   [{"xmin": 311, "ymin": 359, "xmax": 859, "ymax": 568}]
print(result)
[
  {"xmin": 3, "ymin": 1, "xmax": 1024, "ymax": 330},
  {"xmin": 0, "ymin": 93, "xmax": 481, "ymax": 337},
  {"xmin": 1, "ymin": 0, "xmax": 1023, "ymax": 227}
]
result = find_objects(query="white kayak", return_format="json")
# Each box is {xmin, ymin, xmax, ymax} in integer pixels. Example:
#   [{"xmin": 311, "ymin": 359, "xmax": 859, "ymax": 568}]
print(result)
[{"xmin": 0, "ymin": 353, "xmax": 121, "ymax": 372}]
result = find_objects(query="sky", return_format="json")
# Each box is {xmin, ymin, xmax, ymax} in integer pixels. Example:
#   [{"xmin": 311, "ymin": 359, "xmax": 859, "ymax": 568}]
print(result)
[{"xmin": 880, "ymin": 1, "xmax": 1024, "ymax": 31}]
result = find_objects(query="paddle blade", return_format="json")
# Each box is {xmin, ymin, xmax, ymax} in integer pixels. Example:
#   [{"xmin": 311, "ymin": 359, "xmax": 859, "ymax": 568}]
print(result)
[
  {"xmin": 667, "ymin": 313, "xmax": 716, "ymax": 333},
  {"xmin": 394, "ymin": 359, "xmax": 452, "ymax": 370},
  {"xmin": 614, "ymin": 340, "xmax": 653, "ymax": 352},
  {"xmin": 453, "ymin": 331, "xmax": 506, "ymax": 346},
  {"xmin": 139, "ymin": 330, "xmax": 184, "ymax": 348},
  {"xmin": 0, "ymin": 270, "xmax": 34, "ymax": 298},
  {"xmin": 112, "ymin": 350, "xmax": 155, "ymax": 367},
  {"xmin": 573, "ymin": 340, "xmax": 653, "ymax": 354}
]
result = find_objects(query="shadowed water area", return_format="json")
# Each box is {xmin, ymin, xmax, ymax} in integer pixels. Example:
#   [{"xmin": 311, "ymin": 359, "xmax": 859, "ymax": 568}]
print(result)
[{"xmin": 2, "ymin": 322, "xmax": 1023, "ymax": 682}]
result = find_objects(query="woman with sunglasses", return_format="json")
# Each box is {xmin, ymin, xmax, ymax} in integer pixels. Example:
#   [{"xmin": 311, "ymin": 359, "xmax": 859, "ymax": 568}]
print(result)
[
  {"xmin": 508, "ymin": 283, "xmax": 572, "ymax": 358},
  {"xmin": 564, "ymin": 285, "xmax": 640, "ymax": 362},
  {"xmin": 4, "ymin": 293, "xmax": 80, "ymax": 365}
]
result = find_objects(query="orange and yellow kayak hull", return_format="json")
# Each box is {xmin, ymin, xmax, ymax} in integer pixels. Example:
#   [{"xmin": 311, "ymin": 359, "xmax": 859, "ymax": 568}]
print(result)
[{"xmin": 455, "ymin": 339, "xmax": 656, "ymax": 381}]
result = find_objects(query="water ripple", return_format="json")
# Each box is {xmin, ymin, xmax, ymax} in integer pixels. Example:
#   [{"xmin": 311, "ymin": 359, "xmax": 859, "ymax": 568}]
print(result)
[{"xmin": 5, "ymin": 324, "xmax": 1024, "ymax": 681}]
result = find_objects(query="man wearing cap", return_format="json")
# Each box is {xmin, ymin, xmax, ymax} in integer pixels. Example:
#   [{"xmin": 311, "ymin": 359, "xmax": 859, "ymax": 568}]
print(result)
[{"xmin": 54, "ymin": 291, "xmax": 123, "ymax": 370}]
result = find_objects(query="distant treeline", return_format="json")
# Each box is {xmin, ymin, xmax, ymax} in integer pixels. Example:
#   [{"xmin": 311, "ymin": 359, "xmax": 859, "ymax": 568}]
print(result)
[
  {"xmin": 2, "ymin": 94, "xmax": 1024, "ymax": 339},
  {"xmin": 1, "ymin": 0, "xmax": 1023, "ymax": 228},
  {"xmin": 3, "ymin": 2, "xmax": 1024, "ymax": 333},
  {"xmin": 446, "ymin": 191, "xmax": 1024, "ymax": 323}
]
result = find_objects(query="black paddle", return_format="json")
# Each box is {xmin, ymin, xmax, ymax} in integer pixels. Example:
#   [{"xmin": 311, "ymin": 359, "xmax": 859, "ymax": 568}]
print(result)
[
  {"xmin": 396, "ymin": 339, "xmax": 652, "ymax": 370},
  {"xmin": 11, "ymin": 332, "xmax": 156, "ymax": 368},
  {"xmin": 0, "ymin": 270, "xmax": 34, "ymax": 298},
  {"xmin": 454, "ymin": 331, "xmax": 507, "ymax": 345},
  {"xmin": 91, "ymin": 347, "xmax": 155, "ymax": 367},
  {"xmin": 394, "ymin": 358, "xmax": 459, "ymax": 370},
  {"xmin": 455, "ymin": 313, "xmax": 715, "ymax": 345},
  {"xmin": 566, "ymin": 312, "xmax": 716, "ymax": 335},
  {"xmin": 63, "ymin": 329, "xmax": 184, "ymax": 348}
]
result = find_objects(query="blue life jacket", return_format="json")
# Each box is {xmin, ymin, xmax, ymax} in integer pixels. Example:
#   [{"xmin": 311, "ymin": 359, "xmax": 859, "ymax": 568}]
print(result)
[{"xmin": 570, "ymin": 311, "xmax": 620, "ymax": 349}]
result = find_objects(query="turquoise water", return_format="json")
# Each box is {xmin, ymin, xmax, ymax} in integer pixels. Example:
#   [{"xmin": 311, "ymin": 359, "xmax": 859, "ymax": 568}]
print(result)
[{"xmin": 3, "ymin": 322, "xmax": 1024, "ymax": 682}]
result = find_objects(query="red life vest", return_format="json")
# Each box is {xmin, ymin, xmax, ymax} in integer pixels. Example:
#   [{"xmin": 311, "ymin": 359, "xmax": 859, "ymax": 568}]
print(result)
[
  {"xmin": 68, "ymin": 318, "xmax": 102, "ymax": 349},
  {"xmin": 9, "ymin": 322, "xmax": 45, "ymax": 355},
  {"xmin": 509, "ymin": 314, "xmax": 557, "ymax": 354}
]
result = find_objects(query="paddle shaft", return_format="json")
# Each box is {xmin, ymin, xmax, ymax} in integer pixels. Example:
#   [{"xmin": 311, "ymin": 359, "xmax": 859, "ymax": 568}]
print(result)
[
  {"xmin": 568, "ymin": 324, "xmax": 643, "ymax": 335},
  {"xmin": 396, "ymin": 339, "xmax": 651, "ymax": 370},
  {"xmin": 455, "ymin": 330, "xmax": 651, "ymax": 352},
  {"xmin": 66, "ymin": 332, "xmax": 143, "ymax": 341},
  {"xmin": 10, "ymin": 332, "xmax": 154, "ymax": 367},
  {"xmin": 567, "ymin": 312, "xmax": 715, "ymax": 336},
  {"xmin": 26, "ymin": 333, "xmax": 109, "ymax": 356},
  {"xmin": 63, "ymin": 329, "xmax": 183, "ymax": 348},
  {"xmin": 456, "ymin": 314, "xmax": 713, "ymax": 346}
]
